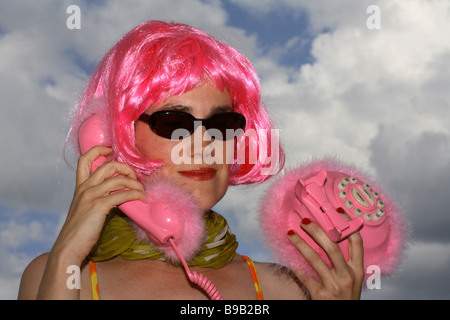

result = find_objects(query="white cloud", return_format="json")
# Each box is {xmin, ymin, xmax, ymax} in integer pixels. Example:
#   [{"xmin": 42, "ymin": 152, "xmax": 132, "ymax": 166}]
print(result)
[
  {"xmin": 0, "ymin": 208, "xmax": 63, "ymax": 299},
  {"xmin": 255, "ymin": 0, "xmax": 450, "ymax": 165},
  {"xmin": 233, "ymin": 0, "xmax": 450, "ymax": 299},
  {"xmin": 362, "ymin": 241, "xmax": 450, "ymax": 299}
]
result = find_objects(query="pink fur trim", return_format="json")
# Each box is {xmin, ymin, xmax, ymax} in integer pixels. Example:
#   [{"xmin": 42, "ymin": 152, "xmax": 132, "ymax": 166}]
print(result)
[
  {"xmin": 259, "ymin": 157, "xmax": 409, "ymax": 283},
  {"xmin": 133, "ymin": 175, "xmax": 206, "ymax": 263}
]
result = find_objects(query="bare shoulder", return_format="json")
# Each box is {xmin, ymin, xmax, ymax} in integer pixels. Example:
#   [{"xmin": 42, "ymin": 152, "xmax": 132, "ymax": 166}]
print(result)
[
  {"xmin": 18, "ymin": 252, "xmax": 50, "ymax": 300},
  {"xmin": 253, "ymin": 261, "xmax": 309, "ymax": 300}
]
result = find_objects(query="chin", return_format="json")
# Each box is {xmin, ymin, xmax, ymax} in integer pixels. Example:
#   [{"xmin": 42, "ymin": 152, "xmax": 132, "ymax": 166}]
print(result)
[{"xmin": 191, "ymin": 192, "xmax": 219, "ymax": 213}]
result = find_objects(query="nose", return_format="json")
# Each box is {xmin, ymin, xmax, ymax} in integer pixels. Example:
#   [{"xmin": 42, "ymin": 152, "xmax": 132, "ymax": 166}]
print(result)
[{"xmin": 190, "ymin": 125, "xmax": 216, "ymax": 163}]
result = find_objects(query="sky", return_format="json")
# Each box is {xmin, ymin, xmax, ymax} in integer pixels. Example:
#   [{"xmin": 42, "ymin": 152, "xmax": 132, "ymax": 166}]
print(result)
[{"xmin": 0, "ymin": 0, "xmax": 449, "ymax": 300}]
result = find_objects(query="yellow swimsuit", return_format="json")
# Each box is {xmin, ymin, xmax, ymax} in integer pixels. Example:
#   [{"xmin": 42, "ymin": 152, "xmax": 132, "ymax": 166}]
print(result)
[{"xmin": 89, "ymin": 255, "xmax": 263, "ymax": 300}]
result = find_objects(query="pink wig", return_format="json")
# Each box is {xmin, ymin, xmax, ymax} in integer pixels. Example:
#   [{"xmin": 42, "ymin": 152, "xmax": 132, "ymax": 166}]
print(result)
[{"xmin": 68, "ymin": 20, "xmax": 284, "ymax": 184}]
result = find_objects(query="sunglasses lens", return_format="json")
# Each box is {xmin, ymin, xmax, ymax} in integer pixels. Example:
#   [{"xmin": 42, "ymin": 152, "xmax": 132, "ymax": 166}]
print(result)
[
  {"xmin": 207, "ymin": 113, "xmax": 246, "ymax": 140},
  {"xmin": 151, "ymin": 111, "xmax": 193, "ymax": 139}
]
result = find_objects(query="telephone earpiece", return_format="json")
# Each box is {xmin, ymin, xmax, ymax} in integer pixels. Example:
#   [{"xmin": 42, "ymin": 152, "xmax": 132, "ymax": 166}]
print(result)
[
  {"xmin": 78, "ymin": 114, "xmax": 223, "ymax": 299},
  {"xmin": 259, "ymin": 159, "xmax": 407, "ymax": 283}
]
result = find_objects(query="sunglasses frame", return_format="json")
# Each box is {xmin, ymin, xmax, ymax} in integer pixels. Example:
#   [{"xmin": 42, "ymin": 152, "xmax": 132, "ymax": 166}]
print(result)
[{"xmin": 138, "ymin": 110, "xmax": 246, "ymax": 140}]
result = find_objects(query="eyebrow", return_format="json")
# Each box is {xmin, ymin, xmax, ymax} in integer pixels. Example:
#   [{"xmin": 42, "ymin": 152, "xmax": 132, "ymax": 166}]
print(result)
[{"xmin": 161, "ymin": 104, "xmax": 233, "ymax": 115}]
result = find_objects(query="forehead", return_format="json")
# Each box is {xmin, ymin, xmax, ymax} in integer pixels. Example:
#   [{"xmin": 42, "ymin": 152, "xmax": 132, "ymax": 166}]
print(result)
[{"xmin": 150, "ymin": 82, "xmax": 233, "ymax": 114}]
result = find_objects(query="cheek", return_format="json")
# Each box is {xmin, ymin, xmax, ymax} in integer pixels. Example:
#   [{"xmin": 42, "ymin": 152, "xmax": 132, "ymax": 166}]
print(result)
[{"xmin": 135, "ymin": 123, "xmax": 176, "ymax": 163}]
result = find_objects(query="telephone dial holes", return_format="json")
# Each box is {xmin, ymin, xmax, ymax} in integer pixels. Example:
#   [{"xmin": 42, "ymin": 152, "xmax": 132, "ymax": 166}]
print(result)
[
  {"xmin": 378, "ymin": 208, "xmax": 385, "ymax": 216},
  {"xmin": 345, "ymin": 200, "xmax": 353, "ymax": 208},
  {"xmin": 364, "ymin": 183, "xmax": 371, "ymax": 189},
  {"xmin": 354, "ymin": 208, "xmax": 363, "ymax": 216},
  {"xmin": 339, "ymin": 191, "xmax": 348, "ymax": 199},
  {"xmin": 377, "ymin": 200, "xmax": 384, "ymax": 208},
  {"xmin": 338, "ymin": 182, "xmax": 347, "ymax": 190},
  {"xmin": 373, "ymin": 191, "xmax": 379, "ymax": 198},
  {"xmin": 364, "ymin": 213, "xmax": 373, "ymax": 221},
  {"xmin": 350, "ymin": 177, "xmax": 357, "ymax": 184},
  {"xmin": 342, "ymin": 177, "xmax": 350, "ymax": 185},
  {"xmin": 373, "ymin": 213, "xmax": 381, "ymax": 221}
]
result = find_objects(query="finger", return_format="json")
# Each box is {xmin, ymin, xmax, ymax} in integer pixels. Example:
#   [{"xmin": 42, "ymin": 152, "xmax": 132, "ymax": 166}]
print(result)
[
  {"xmin": 92, "ymin": 174, "xmax": 145, "ymax": 198},
  {"xmin": 106, "ymin": 188, "xmax": 147, "ymax": 207},
  {"xmin": 79, "ymin": 161, "xmax": 138, "ymax": 193},
  {"xmin": 300, "ymin": 219, "xmax": 349, "ymax": 275},
  {"xmin": 75, "ymin": 176, "xmax": 145, "ymax": 214},
  {"xmin": 76, "ymin": 146, "xmax": 113, "ymax": 185},
  {"xmin": 347, "ymin": 231, "xmax": 364, "ymax": 269},
  {"xmin": 287, "ymin": 229, "xmax": 334, "ymax": 285},
  {"xmin": 90, "ymin": 160, "xmax": 138, "ymax": 181}
]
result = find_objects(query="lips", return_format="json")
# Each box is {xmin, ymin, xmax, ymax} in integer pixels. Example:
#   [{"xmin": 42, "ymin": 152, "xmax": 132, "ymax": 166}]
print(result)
[{"xmin": 178, "ymin": 168, "xmax": 217, "ymax": 181}]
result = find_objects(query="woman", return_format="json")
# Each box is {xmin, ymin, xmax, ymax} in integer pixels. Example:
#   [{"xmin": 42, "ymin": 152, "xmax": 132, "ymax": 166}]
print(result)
[{"xmin": 18, "ymin": 21, "xmax": 364, "ymax": 300}]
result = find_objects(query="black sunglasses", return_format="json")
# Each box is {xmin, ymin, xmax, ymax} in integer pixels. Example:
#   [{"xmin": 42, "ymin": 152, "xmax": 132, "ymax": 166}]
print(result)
[{"xmin": 138, "ymin": 110, "xmax": 246, "ymax": 140}]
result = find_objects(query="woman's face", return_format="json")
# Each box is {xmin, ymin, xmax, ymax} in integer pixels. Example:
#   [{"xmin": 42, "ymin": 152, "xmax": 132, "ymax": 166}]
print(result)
[{"xmin": 135, "ymin": 82, "xmax": 233, "ymax": 212}]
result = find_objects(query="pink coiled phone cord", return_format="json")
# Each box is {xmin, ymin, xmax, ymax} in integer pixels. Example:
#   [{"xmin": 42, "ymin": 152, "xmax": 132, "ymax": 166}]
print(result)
[{"xmin": 169, "ymin": 238, "xmax": 224, "ymax": 300}]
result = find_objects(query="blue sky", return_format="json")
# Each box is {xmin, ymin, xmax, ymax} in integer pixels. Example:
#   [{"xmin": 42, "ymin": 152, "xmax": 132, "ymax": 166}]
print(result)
[
  {"xmin": 1, "ymin": 0, "xmax": 449, "ymax": 300},
  {"xmin": 223, "ymin": 0, "xmax": 314, "ymax": 68}
]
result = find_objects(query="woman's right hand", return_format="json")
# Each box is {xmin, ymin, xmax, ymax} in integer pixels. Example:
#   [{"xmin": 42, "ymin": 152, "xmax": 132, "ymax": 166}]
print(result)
[
  {"xmin": 19, "ymin": 146, "xmax": 146, "ymax": 299},
  {"xmin": 52, "ymin": 146, "xmax": 146, "ymax": 264}
]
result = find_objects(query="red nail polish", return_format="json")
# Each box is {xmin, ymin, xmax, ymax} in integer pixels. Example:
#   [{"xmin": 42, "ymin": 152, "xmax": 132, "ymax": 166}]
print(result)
[
  {"xmin": 336, "ymin": 207, "xmax": 345, "ymax": 214},
  {"xmin": 302, "ymin": 218, "xmax": 311, "ymax": 225},
  {"xmin": 287, "ymin": 230, "xmax": 295, "ymax": 236}
]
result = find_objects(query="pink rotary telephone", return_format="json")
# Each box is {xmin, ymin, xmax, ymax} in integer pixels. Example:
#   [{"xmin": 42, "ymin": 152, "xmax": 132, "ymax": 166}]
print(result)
[
  {"xmin": 259, "ymin": 160, "xmax": 406, "ymax": 281},
  {"xmin": 78, "ymin": 115, "xmax": 223, "ymax": 299}
]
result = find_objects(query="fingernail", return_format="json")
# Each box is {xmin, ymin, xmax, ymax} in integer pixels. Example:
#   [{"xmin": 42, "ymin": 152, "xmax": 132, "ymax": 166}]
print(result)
[
  {"xmin": 301, "ymin": 218, "xmax": 311, "ymax": 225},
  {"xmin": 287, "ymin": 229, "xmax": 295, "ymax": 236}
]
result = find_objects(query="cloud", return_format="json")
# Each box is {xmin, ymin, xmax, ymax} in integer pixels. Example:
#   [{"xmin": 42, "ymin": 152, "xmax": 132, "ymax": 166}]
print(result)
[
  {"xmin": 362, "ymin": 241, "xmax": 450, "ymax": 299},
  {"xmin": 233, "ymin": 0, "xmax": 450, "ymax": 299},
  {"xmin": 370, "ymin": 126, "xmax": 450, "ymax": 243},
  {"xmin": 0, "ymin": 207, "xmax": 63, "ymax": 299}
]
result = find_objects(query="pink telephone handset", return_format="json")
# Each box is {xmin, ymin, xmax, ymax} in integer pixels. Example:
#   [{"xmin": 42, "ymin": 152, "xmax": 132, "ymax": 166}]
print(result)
[{"xmin": 78, "ymin": 115, "xmax": 223, "ymax": 300}]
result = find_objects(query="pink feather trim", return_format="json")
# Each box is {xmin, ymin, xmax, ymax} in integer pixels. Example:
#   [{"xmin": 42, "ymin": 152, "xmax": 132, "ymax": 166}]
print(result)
[
  {"xmin": 259, "ymin": 158, "xmax": 409, "ymax": 283},
  {"xmin": 133, "ymin": 175, "xmax": 206, "ymax": 263}
]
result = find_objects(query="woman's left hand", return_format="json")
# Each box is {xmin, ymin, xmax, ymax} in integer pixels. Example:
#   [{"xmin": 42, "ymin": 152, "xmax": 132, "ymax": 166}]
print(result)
[{"xmin": 287, "ymin": 218, "xmax": 365, "ymax": 300}]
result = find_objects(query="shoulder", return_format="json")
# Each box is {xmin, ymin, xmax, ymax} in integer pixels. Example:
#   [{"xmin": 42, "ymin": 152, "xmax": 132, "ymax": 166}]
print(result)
[
  {"xmin": 252, "ymin": 261, "xmax": 310, "ymax": 300},
  {"xmin": 18, "ymin": 252, "xmax": 50, "ymax": 300}
]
